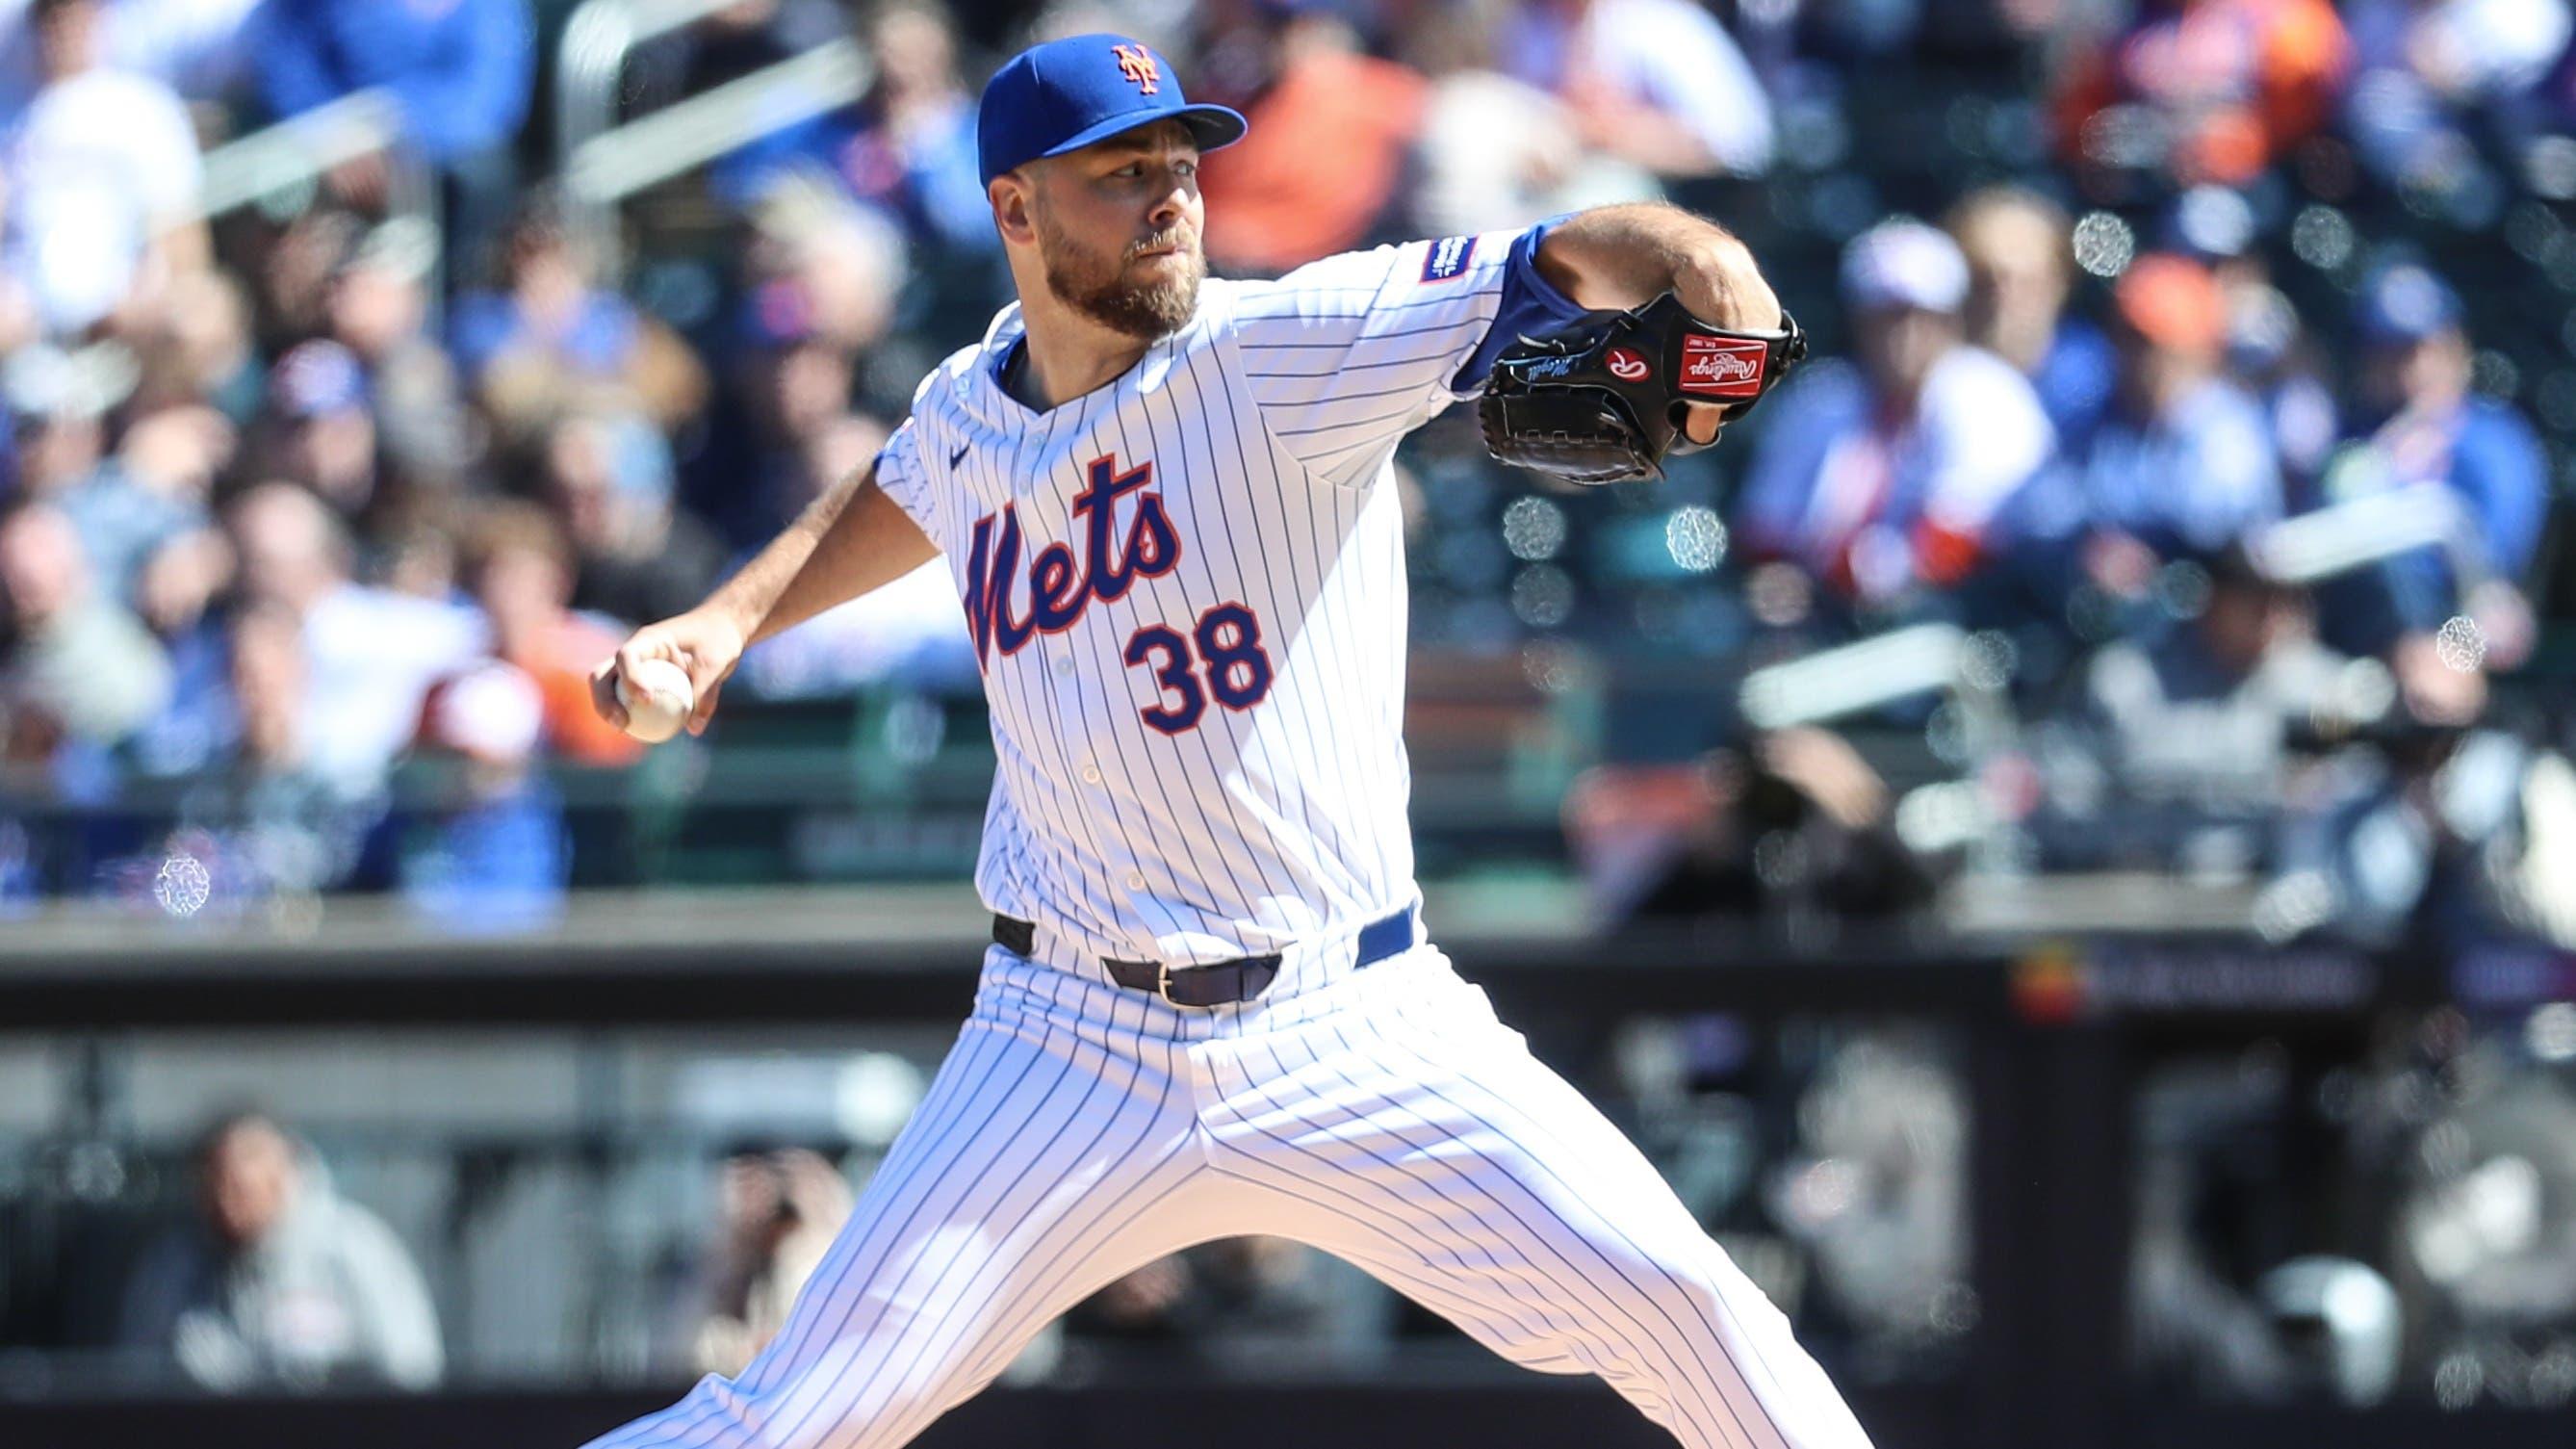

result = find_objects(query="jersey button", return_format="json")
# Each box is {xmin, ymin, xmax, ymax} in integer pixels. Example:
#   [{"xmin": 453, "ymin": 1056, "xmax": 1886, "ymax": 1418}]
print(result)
[
  {"xmin": 1081, "ymin": 763, "xmax": 1102, "ymax": 785},
  {"xmin": 1051, "ymin": 652, "xmax": 1076, "ymax": 677},
  {"xmin": 1125, "ymin": 872, "xmax": 1146, "ymax": 891}
]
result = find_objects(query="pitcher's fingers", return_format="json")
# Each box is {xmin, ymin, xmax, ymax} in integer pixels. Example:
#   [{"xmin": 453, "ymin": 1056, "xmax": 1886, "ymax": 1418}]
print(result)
[
  {"xmin": 687, "ymin": 659, "xmax": 737, "ymax": 735},
  {"xmin": 686, "ymin": 680, "xmax": 725, "ymax": 737},
  {"xmin": 589, "ymin": 658, "xmax": 630, "ymax": 729},
  {"xmin": 614, "ymin": 633, "xmax": 680, "ymax": 681},
  {"xmin": 1680, "ymin": 401, "xmax": 1726, "ymax": 448},
  {"xmin": 683, "ymin": 646, "xmax": 734, "ymax": 700}
]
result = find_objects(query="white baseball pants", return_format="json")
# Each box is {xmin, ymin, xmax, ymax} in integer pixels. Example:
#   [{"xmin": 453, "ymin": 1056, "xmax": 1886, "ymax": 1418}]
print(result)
[{"xmin": 582, "ymin": 946, "xmax": 1875, "ymax": 1449}]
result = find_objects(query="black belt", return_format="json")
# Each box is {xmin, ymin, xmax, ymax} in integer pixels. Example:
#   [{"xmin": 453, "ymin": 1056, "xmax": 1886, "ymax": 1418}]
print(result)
[{"xmin": 991, "ymin": 905, "xmax": 1417, "ymax": 1007}]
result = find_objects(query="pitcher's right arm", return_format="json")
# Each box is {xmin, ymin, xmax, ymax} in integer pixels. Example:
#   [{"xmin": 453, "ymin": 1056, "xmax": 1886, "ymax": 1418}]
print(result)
[{"xmin": 591, "ymin": 462, "xmax": 940, "ymax": 735}]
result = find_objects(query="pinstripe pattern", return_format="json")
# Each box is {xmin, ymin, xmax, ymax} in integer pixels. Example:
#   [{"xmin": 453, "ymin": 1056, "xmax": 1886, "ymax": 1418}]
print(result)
[
  {"xmin": 863, "ymin": 228, "xmax": 1554, "ymax": 973},
  {"xmin": 584, "ymin": 223, "xmax": 1870, "ymax": 1449},
  {"xmin": 582, "ymin": 950, "xmax": 1873, "ymax": 1449}
]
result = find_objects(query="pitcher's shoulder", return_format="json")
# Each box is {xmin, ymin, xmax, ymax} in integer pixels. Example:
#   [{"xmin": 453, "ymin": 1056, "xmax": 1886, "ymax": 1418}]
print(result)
[{"xmin": 907, "ymin": 304, "xmax": 1030, "ymax": 411}]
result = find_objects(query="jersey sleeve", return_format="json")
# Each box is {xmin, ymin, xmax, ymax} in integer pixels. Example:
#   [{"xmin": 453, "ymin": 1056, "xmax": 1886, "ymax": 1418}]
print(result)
[
  {"xmin": 871, "ymin": 415, "xmax": 940, "ymax": 542},
  {"xmin": 1229, "ymin": 219, "xmax": 1594, "ymax": 488}
]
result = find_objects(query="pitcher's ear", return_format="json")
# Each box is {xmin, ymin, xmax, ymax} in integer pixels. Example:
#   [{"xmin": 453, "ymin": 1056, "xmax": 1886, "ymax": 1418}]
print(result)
[{"xmin": 992, "ymin": 172, "xmax": 1037, "ymax": 246}]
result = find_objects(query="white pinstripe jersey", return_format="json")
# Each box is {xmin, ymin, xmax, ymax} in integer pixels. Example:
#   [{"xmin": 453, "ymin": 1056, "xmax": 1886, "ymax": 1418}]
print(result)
[{"xmin": 873, "ymin": 221, "xmax": 1587, "ymax": 971}]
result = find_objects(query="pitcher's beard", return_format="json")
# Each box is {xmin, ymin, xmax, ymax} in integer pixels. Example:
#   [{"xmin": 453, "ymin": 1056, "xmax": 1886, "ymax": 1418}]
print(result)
[{"xmin": 1041, "ymin": 217, "xmax": 1204, "ymax": 341}]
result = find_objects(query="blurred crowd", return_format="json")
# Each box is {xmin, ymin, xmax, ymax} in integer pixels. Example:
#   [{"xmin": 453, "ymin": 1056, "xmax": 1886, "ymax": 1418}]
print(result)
[
  {"xmin": 57, "ymin": 1002, "xmax": 2576, "ymax": 1410},
  {"xmin": 0, "ymin": 0, "xmax": 2567, "ymax": 947},
  {"xmin": 6, "ymin": 0, "xmax": 2573, "ymax": 1422},
  {"xmin": 45, "ymin": 1025, "xmax": 1973, "ymax": 1400}
]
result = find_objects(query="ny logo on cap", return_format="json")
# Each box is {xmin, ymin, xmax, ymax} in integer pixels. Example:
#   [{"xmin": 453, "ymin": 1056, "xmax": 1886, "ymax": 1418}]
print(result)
[{"xmin": 1111, "ymin": 43, "xmax": 1160, "ymax": 94}]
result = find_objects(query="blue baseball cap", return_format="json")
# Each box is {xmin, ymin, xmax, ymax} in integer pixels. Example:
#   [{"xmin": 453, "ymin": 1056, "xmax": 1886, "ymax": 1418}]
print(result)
[
  {"xmin": 2352, "ymin": 262, "xmax": 2463, "ymax": 347},
  {"xmin": 270, "ymin": 340, "xmax": 368, "ymax": 419},
  {"xmin": 975, "ymin": 34, "xmax": 1248, "ymax": 188}
]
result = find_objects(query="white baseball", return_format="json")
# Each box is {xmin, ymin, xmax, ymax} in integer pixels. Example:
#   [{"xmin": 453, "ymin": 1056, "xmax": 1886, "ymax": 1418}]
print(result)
[{"xmin": 615, "ymin": 656, "xmax": 696, "ymax": 743}]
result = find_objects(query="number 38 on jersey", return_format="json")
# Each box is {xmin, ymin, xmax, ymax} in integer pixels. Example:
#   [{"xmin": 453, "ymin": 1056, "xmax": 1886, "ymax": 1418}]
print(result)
[{"xmin": 961, "ymin": 452, "xmax": 1275, "ymax": 736}]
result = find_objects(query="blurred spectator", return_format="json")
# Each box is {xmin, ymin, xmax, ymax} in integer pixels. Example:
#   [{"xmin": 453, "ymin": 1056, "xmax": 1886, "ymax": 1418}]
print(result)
[
  {"xmin": 1194, "ymin": 3, "xmax": 1427, "ymax": 275},
  {"xmin": 116, "ymin": 1110, "xmax": 444, "ymax": 1392},
  {"xmin": 2017, "ymin": 255, "xmax": 2281, "ymax": 614},
  {"xmin": 658, "ymin": 1147, "xmax": 853, "ymax": 1379},
  {"xmin": 545, "ymin": 408, "xmax": 726, "ymax": 628},
  {"xmin": 57, "ymin": 401, "xmax": 227, "ymax": 599},
  {"xmin": 246, "ymin": 0, "xmax": 533, "ymax": 270},
  {"xmin": 2224, "ymin": 283, "xmax": 2338, "ymax": 492},
  {"xmin": 1945, "ymin": 185, "xmax": 2119, "ymax": 450},
  {"xmin": 0, "ymin": 0, "xmax": 263, "ymax": 119},
  {"xmin": 1065, "ymin": 1237, "xmax": 1351, "ymax": 1372},
  {"xmin": 251, "ymin": 207, "xmax": 365, "ymax": 351},
  {"xmin": 2263, "ymin": 695, "xmax": 2553, "ymax": 952},
  {"xmin": 1735, "ymin": 220, "xmax": 2053, "ymax": 614},
  {"xmin": 734, "ymin": 180, "xmax": 914, "ymax": 411},
  {"xmin": 129, "ymin": 269, "xmax": 263, "ymax": 423},
  {"xmin": 2033, "ymin": 547, "xmax": 2351, "ymax": 872},
  {"xmin": 250, "ymin": 340, "xmax": 381, "ymax": 520},
  {"xmin": 737, "ymin": 414, "xmax": 976, "ymax": 698},
  {"xmin": 2153, "ymin": 186, "xmax": 2340, "ymax": 490},
  {"xmin": 1401, "ymin": 0, "xmax": 1656, "ymax": 238},
  {"xmin": 0, "ymin": 0, "xmax": 208, "ymax": 338},
  {"xmin": 2389, "ymin": 1029, "xmax": 2576, "ymax": 1356},
  {"xmin": 122, "ymin": 522, "xmax": 237, "ymax": 779},
  {"xmin": 397, "ymin": 655, "xmax": 569, "ymax": 929},
  {"xmin": 224, "ymin": 481, "xmax": 483, "ymax": 798},
  {"xmin": 1563, "ymin": 726, "xmax": 1945, "ymax": 928},
  {"xmin": 0, "ymin": 497, "xmax": 172, "ymax": 753},
  {"xmin": 692, "ymin": 259, "xmax": 879, "ymax": 545},
  {"xmin": 375, "ymin": 493, "xmax": 467, "ymax": 603},
  {"xmin": 0, "ymin": 211, "xmax": 33, "ymax": 359},
  {"xmin": 1495, "ymin": 0, "xmax": 1774, "ymax": 182},
  {"xmin": 451, "ymin": 203, "xmax": 709, "ymax": 445},
  {"xmin": 2053, "ymin": 0, "xmax": 2352, "ymax": 195},
  {"xmin": 167, "ymin": 595, "xmax": 370, "ymax": 895},
  {"xmin": 1, "ymin": 338, "xmax": 129, "ymax": 502},
  {"xmin": 2342, "ymin": 0, "xmax": 2572, "ymax": 208},
  {"xmin": 464, "ymin": 500, "xmax": 641, "ymax": 767},
  {"xmin": 630, "ymin": 0, "xmax": 826, "ymax": 100},
  {"xmin": 2127, "ymin": 1058, "xmax": 2305, "ymax": 1399},
  {"xmin": 326, "ymin": 219, "xmax": 474, "ymax": 486},
  {"xmin": 1767, "ymin": 1027, "xmax": 1971, "ymax": 1364},
  {"xmin": 2156, "ymin": 182, "xmax": 2264, "ymax": 287},
  {"xmin": 1068, "ymin": 1254, "xmax": 1193, "ymax": 1345},
  {"xmin": 713, "ymin": 1, "xmax": 994, "ymax": 266},
  {"xmin": 2253, "ymin": 1256, "xmax": 2404, "ymax": 1406},
  {"xmin": 2308, "ymin": 261, "xmax": 2548, "ymax": 662}
]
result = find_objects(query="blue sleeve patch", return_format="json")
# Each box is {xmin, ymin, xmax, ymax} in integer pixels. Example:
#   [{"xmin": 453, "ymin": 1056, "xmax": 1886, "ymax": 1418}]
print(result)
[
  {"xmin": 1450, "ymin": 217, "xmax": 1594, "ymax": 395},
  {"xmin": 1421, "ymin": 234, "xmax": 1478, "ymax": 282}
]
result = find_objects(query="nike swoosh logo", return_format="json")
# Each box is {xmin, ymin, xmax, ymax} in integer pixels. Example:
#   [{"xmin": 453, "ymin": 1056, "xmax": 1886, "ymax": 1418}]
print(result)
[{"xmin": 948, "ymin": 442, "xmax": 970, "ymax": 468}]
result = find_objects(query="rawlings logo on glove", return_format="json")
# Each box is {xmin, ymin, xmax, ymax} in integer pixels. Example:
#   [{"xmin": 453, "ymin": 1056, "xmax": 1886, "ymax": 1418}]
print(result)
[
  {"xmin": 1679, "ymin": 335, "xmax": 1770, "ymax": 398},
  {"xmin": 1478, "ymin": 292, "xmax": 1805, "ymax": 486}
]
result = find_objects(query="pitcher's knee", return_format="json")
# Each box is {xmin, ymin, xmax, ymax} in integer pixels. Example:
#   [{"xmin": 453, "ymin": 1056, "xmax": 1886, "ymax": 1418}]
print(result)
[
  {"xmin": 1590, "ymin": 1236, "xmax": 1734, "ymax": 1331},
  {"xmin": 1608, "ymin": 1241, "xmax": 1790, "ymax": 1381}
]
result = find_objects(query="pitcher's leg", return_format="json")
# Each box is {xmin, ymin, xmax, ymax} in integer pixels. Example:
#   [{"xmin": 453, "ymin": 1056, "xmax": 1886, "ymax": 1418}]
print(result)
[
  {"xmin": 1205, "ymin": 962, "xmax": 1875, "ymax": 1449},
  {"xmin": 582, "ymin": 995, "xmax": 1222, "ymax": 1449}
]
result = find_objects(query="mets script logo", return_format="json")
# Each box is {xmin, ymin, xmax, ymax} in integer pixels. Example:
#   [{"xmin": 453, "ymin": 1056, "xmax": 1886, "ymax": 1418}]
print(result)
[
  {"xmin": 962, "ymin": 453, "xmax": 1180, "ymax": 668},
  {"xmin": 1111, "ymin": 43, "xmax": 1160, "ymax": 94},
  {"xmin": 1606, "ymin": 347, "xmax": 1651, "ymax": 383},
  {"xmin": 1678, "ymin": 335, "xmax": 1766, "ymax": 399}
]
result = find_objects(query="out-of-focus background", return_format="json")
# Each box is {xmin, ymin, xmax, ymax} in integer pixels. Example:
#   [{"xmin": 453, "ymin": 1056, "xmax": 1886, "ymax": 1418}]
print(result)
[{"xmin": 2, "ymin": 1, "xmax": 2574, "ymax": 1446}]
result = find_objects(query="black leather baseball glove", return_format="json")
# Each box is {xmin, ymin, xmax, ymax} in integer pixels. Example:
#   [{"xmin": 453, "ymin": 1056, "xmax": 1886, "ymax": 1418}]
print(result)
[{"xmin": 1478, "ymin": 292, "xmax": 1806, "ymax": 485}]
